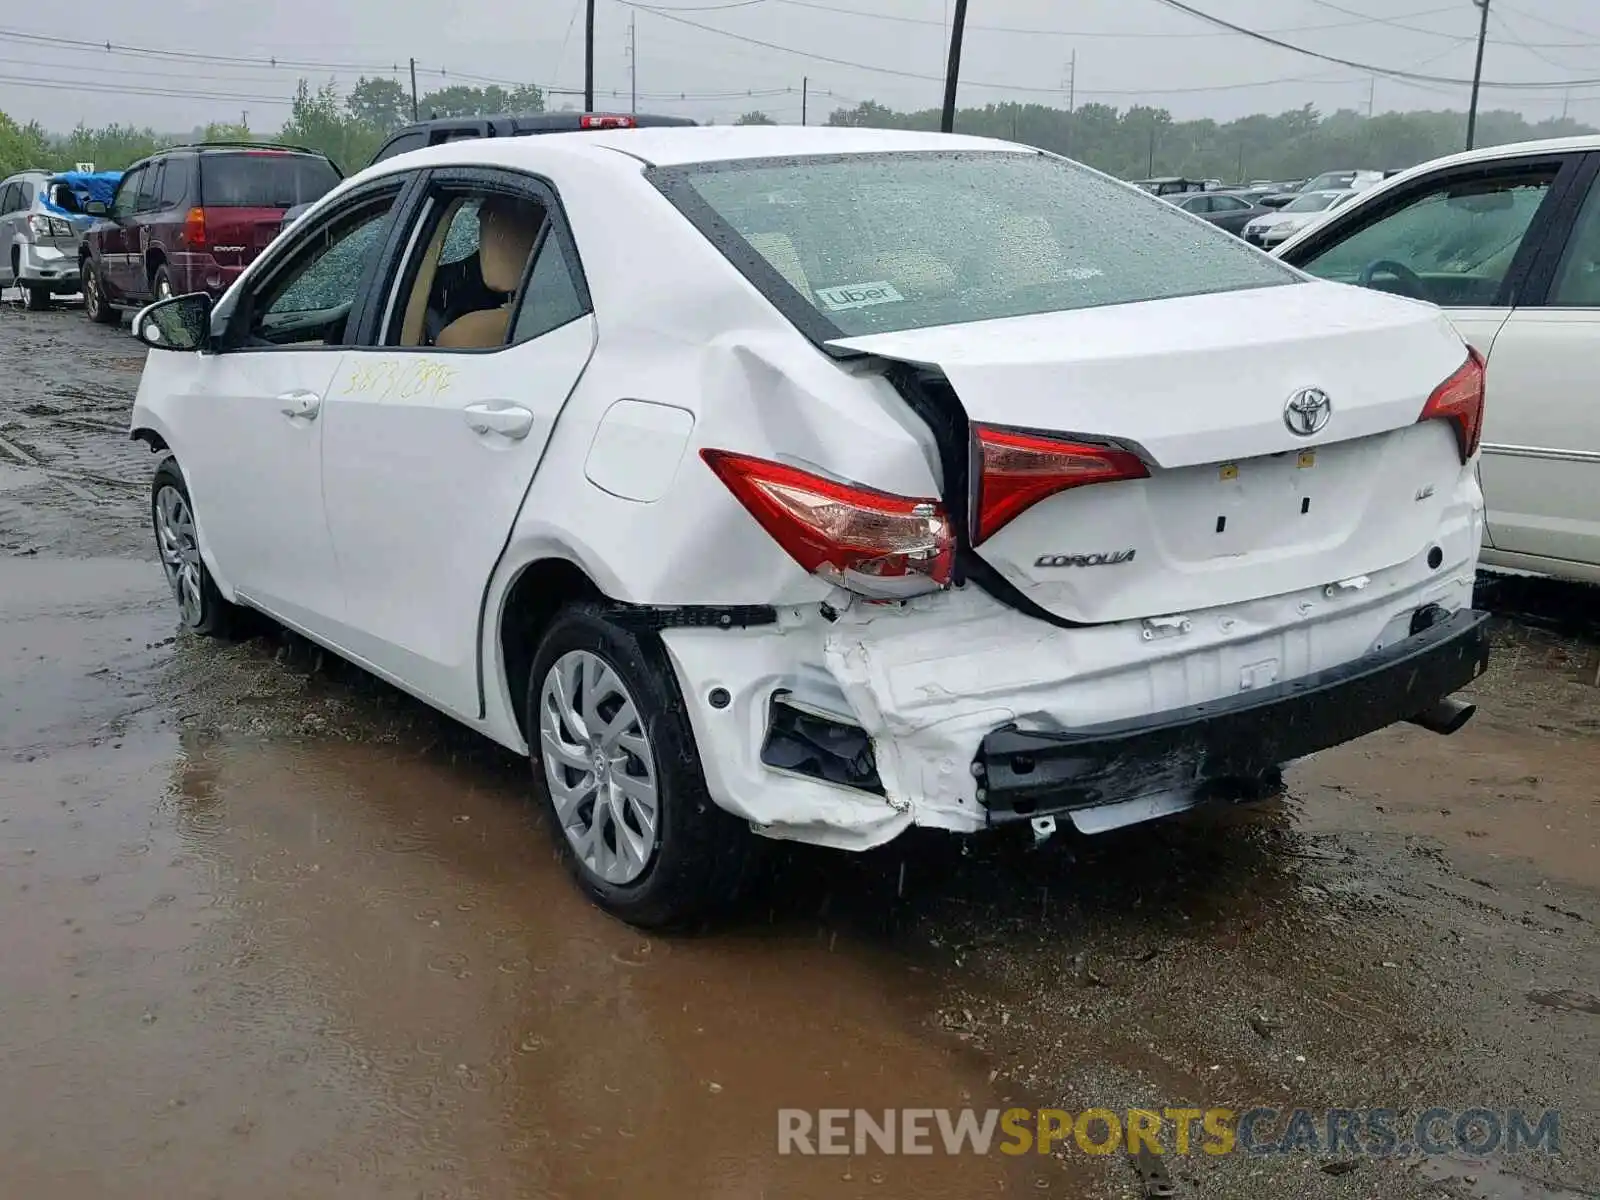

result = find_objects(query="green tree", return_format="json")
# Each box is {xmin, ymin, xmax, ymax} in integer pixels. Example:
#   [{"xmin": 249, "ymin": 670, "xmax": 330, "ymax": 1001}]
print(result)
[
  {"xmin": 278, "ymin": 79, "xmax": 384, "ymax": 173},
  {"xmin": 0, "ymin": 110, "xmax": 54, "ymax": 176},
  {"xmin": 735, "ymin": 110, "xmax": 776, "ymax": 126},
  {"xmin": 418, "ymin": 83, "xmax": 544, "ymax": 119},
  {"xmin": 347, "ymin": 76, "xmax": 412, "ymax": 132}
]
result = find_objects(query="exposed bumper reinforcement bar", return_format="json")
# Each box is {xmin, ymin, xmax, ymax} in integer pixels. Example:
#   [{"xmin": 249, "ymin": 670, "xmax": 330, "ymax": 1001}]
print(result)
[{"xmin": 975, "ymin": 608, "xmax": 1492, "ymax": 824}]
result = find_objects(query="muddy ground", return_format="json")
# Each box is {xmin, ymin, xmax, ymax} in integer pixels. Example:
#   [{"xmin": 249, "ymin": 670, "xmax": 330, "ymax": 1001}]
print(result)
[{"xmin": 1, "ymin": 297, "xmax": 1596, "ymax": 1200}]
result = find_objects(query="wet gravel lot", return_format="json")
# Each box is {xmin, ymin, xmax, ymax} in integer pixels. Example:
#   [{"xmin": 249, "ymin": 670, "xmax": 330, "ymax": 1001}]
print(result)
[{"xmin": 1, "ymin": 297, "xmax": 1596, "ymax": 1199}]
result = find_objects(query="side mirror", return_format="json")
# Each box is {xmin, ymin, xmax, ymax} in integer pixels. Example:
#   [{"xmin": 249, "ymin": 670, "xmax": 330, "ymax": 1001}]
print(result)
[
  {"xmin": 133, "ymin": 292, "xmax": 213, "ymax": 352},
  {"xmin": 83, "ymin": 200, "xmax": 108, "ymax": 217}
]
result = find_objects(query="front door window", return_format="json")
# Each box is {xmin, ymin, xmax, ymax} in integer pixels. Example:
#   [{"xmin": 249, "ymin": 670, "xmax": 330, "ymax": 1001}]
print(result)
[
  {"xmin": 242, "ymin": 193, "xmax": 401, "ymax": 347},
  {"xmin": 1295, "ymin": 167, "xmax": 1558, "ymax": 307}
]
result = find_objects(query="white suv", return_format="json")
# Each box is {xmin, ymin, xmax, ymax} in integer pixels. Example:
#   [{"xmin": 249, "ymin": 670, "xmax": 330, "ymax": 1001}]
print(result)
[{"xmin": 126, "ymin": 127, "xmax": 1491, "ymax": 926}]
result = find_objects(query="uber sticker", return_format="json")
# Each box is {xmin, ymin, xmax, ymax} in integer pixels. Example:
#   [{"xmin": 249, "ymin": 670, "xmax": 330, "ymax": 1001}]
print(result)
[{"xmin": 815, "ymin": 281, "xmax": 905, "ymax": 311}]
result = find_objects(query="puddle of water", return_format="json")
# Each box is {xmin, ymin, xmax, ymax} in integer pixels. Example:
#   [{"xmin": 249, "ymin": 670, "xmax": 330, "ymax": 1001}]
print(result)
[
  {"xmin": 0, "ymin": 733, "xmax": 1092, "ymax": 1198},
  {"xmin": 1415, "ymin": 1154, "xmax": 1591, "ymax": 1200}
]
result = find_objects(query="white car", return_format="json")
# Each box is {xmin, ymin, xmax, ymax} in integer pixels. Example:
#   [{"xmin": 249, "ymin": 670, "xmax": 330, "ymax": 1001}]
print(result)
[
  {"xmin": 1274, "ymin": 134, "xmax": 1600, "ymax": 585},
  {"xmin": 127, "ymin": 126, "xmax": 1491, "ymax": 926},
  {"xmin": 1243, "ymin": 189, "xmax": 1357, "ymax": 249}
]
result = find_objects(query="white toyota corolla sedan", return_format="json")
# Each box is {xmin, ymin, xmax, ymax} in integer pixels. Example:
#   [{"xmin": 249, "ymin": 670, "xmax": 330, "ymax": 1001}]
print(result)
[{"xmin": 127, "ymin": 125, "xmax": 1491, "ymax": 926}]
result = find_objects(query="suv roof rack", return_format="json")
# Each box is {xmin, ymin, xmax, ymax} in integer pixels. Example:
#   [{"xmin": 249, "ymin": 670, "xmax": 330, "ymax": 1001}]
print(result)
[{"xmin": 159, "ymin": 140, "xmax": 327, "ymax": 156}]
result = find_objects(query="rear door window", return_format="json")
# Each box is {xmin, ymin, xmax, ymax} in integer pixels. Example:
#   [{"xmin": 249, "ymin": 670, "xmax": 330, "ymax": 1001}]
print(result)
[
  {"xmin": 653, "ymin": 150, "xmax": 1295, "ymax": 339},
  {"xmin": 373, "ymin": 131, "xmax": 427, "ymax": 163},
  {"xmin": 200, "ymin": 152, "xmax": 341, "ymax": 208},
  {"xmin": 160, "ymin": 159, "xmax": 189, "ymax": 209},
  {"xmin": 0, "ymin": 183, "xmax": 19, "ymax": 214}
]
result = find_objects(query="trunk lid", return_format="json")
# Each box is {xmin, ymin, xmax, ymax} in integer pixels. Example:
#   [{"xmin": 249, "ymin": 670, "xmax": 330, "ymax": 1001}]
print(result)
[{"xmin": 830, "ymin": 280, "xmax": 1472, "ymax": 625}]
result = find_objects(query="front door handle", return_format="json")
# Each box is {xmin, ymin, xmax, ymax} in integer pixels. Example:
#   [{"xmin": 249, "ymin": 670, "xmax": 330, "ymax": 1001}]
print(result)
[
  {"xmin": 464, "ymin": 403, "xmax": 534, "ymax": 440},
  {"xmin": 278, "ymin": 390, "xmax": 321, "ymax": 420}
]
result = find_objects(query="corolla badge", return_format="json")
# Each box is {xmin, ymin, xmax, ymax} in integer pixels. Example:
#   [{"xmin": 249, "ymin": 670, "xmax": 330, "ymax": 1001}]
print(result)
[{"xmin": 1283, "ymin": 387, "xmax": 1332, "ymax": 437}]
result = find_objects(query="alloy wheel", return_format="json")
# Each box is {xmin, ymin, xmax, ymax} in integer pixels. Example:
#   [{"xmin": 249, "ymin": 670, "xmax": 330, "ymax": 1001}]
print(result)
[
  {"xmin": 538, "ymin": 649, "xmax": 660, "ymax": 885},
  {"xmin": 153, "ymin": 484, "xmax": 204, "ymax": 627}
]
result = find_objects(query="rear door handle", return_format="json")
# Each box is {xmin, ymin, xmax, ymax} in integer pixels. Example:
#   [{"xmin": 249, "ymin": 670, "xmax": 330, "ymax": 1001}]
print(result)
[
  {"xmin": 278, "ymin": 390, "xmax": 321, "ymax": 420},
  {"xmin": 464, "ymin": 403, "xmax": 534, "ymax": 440}
]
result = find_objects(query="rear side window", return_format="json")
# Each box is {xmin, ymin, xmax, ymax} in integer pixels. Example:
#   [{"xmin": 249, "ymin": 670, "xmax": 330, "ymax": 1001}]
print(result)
[
  {"xmin": 653, "ymin": 151, "xmax": 1295, "ymax": 338},
  {"xmin": 199, "ymin": 152, "xmax": 340, "ymax": 208},
  {"xmin": 373, "ymin": 131, "xmax": 427, "ymax": 163}
]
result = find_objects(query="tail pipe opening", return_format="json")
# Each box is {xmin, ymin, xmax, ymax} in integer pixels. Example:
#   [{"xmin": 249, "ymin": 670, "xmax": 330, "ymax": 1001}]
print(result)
[{"xmin": 1405, "ymin": 696, "xmax": 1477, "ymax": 736}]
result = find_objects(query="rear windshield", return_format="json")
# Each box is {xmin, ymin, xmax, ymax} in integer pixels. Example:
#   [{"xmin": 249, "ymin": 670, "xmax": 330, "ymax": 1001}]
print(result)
[
  {"xmin": 1283, "ymin": 191, "xmax": 1345, "ymax": 213},
  {"xmin": 199, "ymin": 152, "xmax": 340, "ymax": 209},
  {"xmin": 652, "ymin": 151, "xmax": 1295, "ymax": 338}
]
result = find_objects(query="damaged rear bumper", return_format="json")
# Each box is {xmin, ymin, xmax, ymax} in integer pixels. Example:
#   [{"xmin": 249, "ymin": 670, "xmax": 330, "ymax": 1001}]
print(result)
[
  {"xmin": 660, "ymin": 534, "xmax": 1484, "ymax": 851},
  {"xmin": 976, "ymin": 607, "xmax": 1491, "ymax": 823}
]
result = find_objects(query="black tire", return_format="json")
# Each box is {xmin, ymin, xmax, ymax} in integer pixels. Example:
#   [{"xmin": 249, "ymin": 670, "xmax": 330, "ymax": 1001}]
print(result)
[
  {"xmin": 150, "ymin": 458, "xmax": 243, "ymax": 638},
  {"xmin": 23, "ymin": 284, "xmax": 49, "ymax": 311},
  {"xmin": 527, "ymin": 602, "xmax": 755, "ymax": 928},
  {"xmin": 152, "ymin": 264, "xmax": 174, "ymax": 301},
  {"xmin": 83, "ymin": 258, "xmax": 117, "ymax": 325}
]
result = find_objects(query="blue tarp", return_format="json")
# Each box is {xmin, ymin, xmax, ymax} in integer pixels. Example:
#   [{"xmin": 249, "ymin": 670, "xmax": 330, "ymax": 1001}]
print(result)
[{"xmin": 40, "ymin": 170, "xmax": 122, "ymax": 221}]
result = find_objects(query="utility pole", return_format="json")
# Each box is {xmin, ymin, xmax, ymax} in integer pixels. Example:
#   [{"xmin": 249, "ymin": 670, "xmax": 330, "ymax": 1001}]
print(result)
[
  {"xmin": 585, "ymin": 0, "xmax": 596, "ymax": 111},
  {"xmin": 627, "ymin": 13, "xmax": 637, "ymax": 114},
  {"xmin": 1466, "ymin": 0, "xmax": 1491, "ymax": 150},
  {"xmin": 1147, "ymin": 119, "xmax": 1157, "ymax": 176},
  {"xmin": 241, "ymin": 110, "xmax": 249, "ymax": 131},
  {"xmin": 940, "ymin": 0, "xmax": 969, "ymax": 134},
  {"xmin": 1563, "ymin": 88, "xmax": 1571, "ymax": 121},
  {"xmin": 1367, "ymin": 75, "xmax": 1375, "ymax": 119},
  {"xmin": 1063, "ymin": 50, "xmax": 1076, "ymax": 155},
  {"xmin": 409, "ymin": 57, "xmax": 419, "ymax": 120},
  {"xmin": 801, "ymin": 76, "xmax": 808, "ymax": 125}
]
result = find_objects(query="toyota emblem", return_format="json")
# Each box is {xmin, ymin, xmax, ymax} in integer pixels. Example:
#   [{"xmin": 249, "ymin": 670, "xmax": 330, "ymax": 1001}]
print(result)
[{"xmin": 1284, "ymin": 387, "xmax": 1332, "ymax": 437}]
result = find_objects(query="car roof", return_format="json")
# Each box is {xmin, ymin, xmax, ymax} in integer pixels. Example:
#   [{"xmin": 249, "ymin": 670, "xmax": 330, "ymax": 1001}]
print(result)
[{"xmin": 451, "ymin": 124, "xmax": 1023, "ymax": 168}]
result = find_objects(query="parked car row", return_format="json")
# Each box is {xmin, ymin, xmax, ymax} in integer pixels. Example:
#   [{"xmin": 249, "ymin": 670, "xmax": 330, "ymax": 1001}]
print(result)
[{"xmin": 3, "ymin": 114, "xmax": 701, "ymax": 323}]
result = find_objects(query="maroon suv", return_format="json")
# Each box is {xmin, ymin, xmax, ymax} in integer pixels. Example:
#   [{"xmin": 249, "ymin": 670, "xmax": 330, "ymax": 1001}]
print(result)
[{"xmin": 80, "ymin": 142, "xmax": 341, "ymax": 323}]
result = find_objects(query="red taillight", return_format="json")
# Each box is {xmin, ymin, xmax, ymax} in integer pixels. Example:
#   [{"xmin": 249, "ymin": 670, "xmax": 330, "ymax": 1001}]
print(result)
[
  {"xmin": 970, "ymin": 425, "xmax": 1149, "ymax": 545},
  {"xmin": 1418, "ymin": 347, "xmax": 1486, "ymax": 463},
  {"xmin": 701, "ymin": 449, "xmax": 954, "ymax": 599},
  {"xmin": 580, "ymin": 113, "xmax": 636, "ymax": 130},
  {"xmin": 183, "ymin": 206, "xmax": 207, "ymax": 249}
]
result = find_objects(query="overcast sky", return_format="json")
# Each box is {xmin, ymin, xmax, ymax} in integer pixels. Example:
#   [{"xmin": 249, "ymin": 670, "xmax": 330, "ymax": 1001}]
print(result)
[{"xmin": 2, "ymin": 0, "xmax": 1599, "ymax": 133}]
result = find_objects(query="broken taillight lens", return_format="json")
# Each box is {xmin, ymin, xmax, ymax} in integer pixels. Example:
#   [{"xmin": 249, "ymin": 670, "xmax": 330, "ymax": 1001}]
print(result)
[
  {"xmin": 970, "ymin": 425, "xmax": 1149, "ymax": 545},
  {"xmin": 701, "ymin": 449, "xmax": 954, "ymax": 599},
  {"xmin": 1417, "ymin": 347, "xmax": 1486, "ymax": 463}
]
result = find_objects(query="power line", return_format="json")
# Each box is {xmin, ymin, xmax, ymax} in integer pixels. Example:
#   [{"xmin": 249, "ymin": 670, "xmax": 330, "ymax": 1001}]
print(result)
[
  {"xmin": 1298, "ymin": 0, "xmax": 1472, "ymax": 39},
  {"xmin": 765, "ymin": 0, "xmax": 1470, "ymax": 40},
  {"xmin": 1146, "ymin": 0, "xmax": 1600, "ymax": 89},
  {"xmin": 1492, "ymin": 1, "xmax": 1600, "ymax": 41},
  {"xmin": 0, "ymin": 73, "xmax": 297, "ymax": 104}
]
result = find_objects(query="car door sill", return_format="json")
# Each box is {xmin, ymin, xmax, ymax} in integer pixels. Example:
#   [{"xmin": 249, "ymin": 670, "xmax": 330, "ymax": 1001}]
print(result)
[{"xmin": 234, "ymin": 589, "xmax": 503, "ymax": 744}]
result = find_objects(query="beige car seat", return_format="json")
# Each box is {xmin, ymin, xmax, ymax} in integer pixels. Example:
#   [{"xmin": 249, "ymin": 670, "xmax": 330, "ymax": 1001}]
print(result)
[{"xmin": 435, "ymin": 197, "xmax": 544, "ymax": 350}]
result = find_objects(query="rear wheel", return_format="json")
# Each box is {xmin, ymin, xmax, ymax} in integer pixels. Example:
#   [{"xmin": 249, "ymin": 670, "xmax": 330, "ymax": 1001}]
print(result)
[
  {"xmin": 527, "ymin": 603, "xmax": 754, "ymax": 928},
  {"xmin": 83, "ymin": 259, "xmax": 117, "ymax": 325},
  {"xmin": 152, "ymin": 264, "xmax": 174, "ymax": 300},
  {"xmin": 151, "ymin": 459, "xmax": 242, "ymax": 637}
]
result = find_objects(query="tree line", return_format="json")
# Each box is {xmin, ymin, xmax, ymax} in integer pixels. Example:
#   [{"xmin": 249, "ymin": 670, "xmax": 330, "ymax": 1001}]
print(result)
[
  {"xmin": 5, "ymin": 81, "xmax": 1595, "ymax": 185},
  {"xmin": 816, "ymin": 98, "xmax": 1594, "ymax": 183}
]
